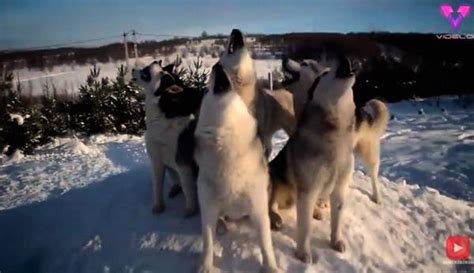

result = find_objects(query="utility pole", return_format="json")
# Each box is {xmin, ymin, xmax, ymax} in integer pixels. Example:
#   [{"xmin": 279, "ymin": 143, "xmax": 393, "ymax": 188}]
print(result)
[
  {"xmin": 268, "ymin": 72, "xmax": 273, "ymax": 91},
  {"xmin": 123, "ymin": 32, "xmax": 130, "ymax": 68},
  {"xmin": 132, "ymin": 30, "xmax": 139, "ymax": 66}
]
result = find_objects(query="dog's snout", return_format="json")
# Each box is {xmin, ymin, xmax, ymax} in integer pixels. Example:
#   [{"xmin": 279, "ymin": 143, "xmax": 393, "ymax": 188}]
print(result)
[
  {"xmin": 335, "ymin": 57, "xmax": 354, "ymax": 79},
  {"xmin": 228, "ymin": 29, "xmax": 245, "ymax": 54}
]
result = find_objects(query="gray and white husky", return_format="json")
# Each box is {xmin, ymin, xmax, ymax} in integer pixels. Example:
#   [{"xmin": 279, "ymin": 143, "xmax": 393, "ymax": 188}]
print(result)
[
  {"xmin": 194, "ymin": 29, "xmax": 279, "ymax": 273},
  {"xmin": 269, "ymin": 56, "xmax": 358, "ymax": 262},
  {"xmin": 271, "ymin": 57, "xmax": 389, "ymax": 222}
]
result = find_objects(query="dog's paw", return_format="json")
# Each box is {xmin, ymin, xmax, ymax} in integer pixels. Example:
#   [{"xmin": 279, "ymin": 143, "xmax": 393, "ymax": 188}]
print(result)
[
  {"xmin": 184, "ymin": 207, "xmax": 198, "ymax": 218},
  {"xmin": 270, "ymin": 211, "xmax": 283, "ymax": 231},
  {"xmin": 312, "ymin": 208, "xmax": 323, "ymax": 220},
  {"xmin": 331, "ymin": 239, "xmax": 346, "ymax": 253},
  {"xmin": 198, "ymin": 265, "xmax": 214, "ymax": 273},
  {"xmin": 168, "ymin": 184, "xmax": 182, "ymax": 198},
  {"xmin": 152, "ymin": 203, "xmax": 165, "ymax": 214},
  {"xmin": 295, "ymin": 249, "xmax": 313, "ymax": 264},
  {"xmin": 371, "ymin": 194, "xmax": 381, "ymax": 204},
  {"xmin": 316, "ymin": 198, "xmax": 330, "ymax": 208},
  {"xmin": 216, "ymin": 218, "xmax": 228, "ymax": 236}
]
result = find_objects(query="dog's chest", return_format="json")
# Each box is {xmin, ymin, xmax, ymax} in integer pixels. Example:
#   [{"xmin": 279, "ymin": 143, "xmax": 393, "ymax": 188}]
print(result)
[
  {"xmin": 196, "ymin": 92, "xmax": 257, "ymax": 150},
  {"xmin": 195, "ymin": 92, "xmax": 266, "ymax": 194}
]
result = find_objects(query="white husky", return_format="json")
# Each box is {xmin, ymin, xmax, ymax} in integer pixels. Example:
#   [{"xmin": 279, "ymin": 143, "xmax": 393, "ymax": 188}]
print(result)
[{"xmin": 194, "ymin": 29, "xmax": 279, "ymax": 273}]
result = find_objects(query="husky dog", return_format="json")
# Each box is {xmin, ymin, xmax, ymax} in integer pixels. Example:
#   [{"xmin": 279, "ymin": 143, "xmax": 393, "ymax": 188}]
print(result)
[
  {"xmin": 281, "ymin": 57, "xmax": 389, "ymax": 205},
  {"xmin": 194, "ymin": 29, "xmax": 279, "ymax": 273},
  {"xmin": 269, "ymin": 56, "xmax": 357, "ymax": 262},
  {"xmin": 131, "ymin": 60, "xmax": 202, "ymax": 217}
]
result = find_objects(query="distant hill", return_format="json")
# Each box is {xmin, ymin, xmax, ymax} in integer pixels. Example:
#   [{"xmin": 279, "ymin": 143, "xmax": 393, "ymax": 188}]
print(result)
[{"xmin": 1, "ymin": 32, "xmax": 474, "ymax": 102}]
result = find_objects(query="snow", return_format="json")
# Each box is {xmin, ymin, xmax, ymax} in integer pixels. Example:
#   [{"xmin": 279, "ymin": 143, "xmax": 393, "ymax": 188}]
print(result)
[
  {"xmin": 8, "ymin": 113, "xmax": 29, "ymax": 125},
  {"xmin": 0, "ymin": 96, "xmax": 473, "ymax": 272},
  {"xmin": 14, "ymin": 53, "xmax": 280, "ymax": 96},
  {"xmin": 381, "ymin": 97, "xmax": 474, "ymax": 201}
]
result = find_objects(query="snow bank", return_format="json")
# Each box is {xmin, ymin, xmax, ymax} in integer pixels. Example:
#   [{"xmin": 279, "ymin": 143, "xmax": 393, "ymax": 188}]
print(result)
[{"xmin": 0, "ymin": 136, "xmax": 146, "ymax": 210}]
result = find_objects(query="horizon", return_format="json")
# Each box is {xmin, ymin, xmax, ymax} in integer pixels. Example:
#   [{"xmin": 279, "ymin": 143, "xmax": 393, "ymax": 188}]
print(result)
[{"xmin": 1, "ymin": 0, "xmax": 474, "ymax": 51}]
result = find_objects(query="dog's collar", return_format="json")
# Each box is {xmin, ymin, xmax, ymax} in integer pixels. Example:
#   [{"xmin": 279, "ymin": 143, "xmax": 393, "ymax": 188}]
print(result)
[{"xmin": 306, "ymin": 71, "xmax": 328, "ymax": 102}]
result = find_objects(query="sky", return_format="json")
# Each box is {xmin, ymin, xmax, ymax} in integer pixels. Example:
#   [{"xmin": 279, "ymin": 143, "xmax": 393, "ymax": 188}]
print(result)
[{"xmin": 1, "ymin": 0, "xmax": 474, "ymax": 50}]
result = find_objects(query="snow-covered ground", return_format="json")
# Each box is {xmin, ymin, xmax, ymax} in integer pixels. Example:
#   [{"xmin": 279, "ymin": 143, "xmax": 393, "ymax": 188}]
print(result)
[
  {"xmin": 0, "ymin": 97, "xmax": 473, "ymax": 273},
  {"xmin": 380, "ymin": 97, "xmax": 474, "ymax": 201}
]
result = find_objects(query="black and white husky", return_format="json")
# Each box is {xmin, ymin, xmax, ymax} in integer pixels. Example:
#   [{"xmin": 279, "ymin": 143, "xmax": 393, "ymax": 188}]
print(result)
[
  {"xmin": 132, "ymin": 60, "xmax": 203, "ymax": 217},
  {"xmin": 194, "ymin": 29, "xmax": 279, "ymax": 273}
]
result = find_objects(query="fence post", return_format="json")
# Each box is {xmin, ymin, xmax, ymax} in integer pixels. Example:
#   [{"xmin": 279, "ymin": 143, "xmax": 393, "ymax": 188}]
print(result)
[
  {"xmin": 132, "ymin": 30, "xmax": 139, "ymax": 66},
  {"xmin": 123, "ymin": 32, "xmax": 130, "ymax": 69}
]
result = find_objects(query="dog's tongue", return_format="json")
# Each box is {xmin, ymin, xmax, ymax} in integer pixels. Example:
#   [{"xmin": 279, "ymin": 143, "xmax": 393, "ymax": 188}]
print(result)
[{"xmin": 228, "ymin": 29, "xmax": 244, "ymax": 53}]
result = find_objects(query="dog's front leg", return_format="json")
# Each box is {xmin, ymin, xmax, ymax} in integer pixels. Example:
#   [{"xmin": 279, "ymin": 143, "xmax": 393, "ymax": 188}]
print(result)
[
  {"xmin": 151, "ymin": 157, "xmax": 166, "ymax": 214},
  {"xmin": 295, "ymin": 190, "xmax": 316, "ymax": 264},
  {"xmin": 252, "ymin": 190, "xmax": 279, "ymax": 273},
  {"xmin": 330, "ymin": 159, "xmax": 353, "ymax": 252},
  {"xmin": 198, "ymin": 185, "xmax": 218, "ymax": 273}
]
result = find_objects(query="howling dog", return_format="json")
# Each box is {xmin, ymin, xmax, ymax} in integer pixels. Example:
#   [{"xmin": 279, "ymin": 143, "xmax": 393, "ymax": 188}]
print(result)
[
  {"xmin": 132, "ymin": 60, "xmax": 203, "ymax": 217},
  {"xmin": 269, "ymin": 57, "xmax": 389, "ymax": 226},
  {"xmin": 282, "ymin": 57, "xmax": 388, "ymax": 202},
  {"xmin": 193, "ymin": 29, "xmax": 279, "ymax": 273},
  {"xmin": 269, "ymin": 55, "xmax": 358, "ymax": 262}
]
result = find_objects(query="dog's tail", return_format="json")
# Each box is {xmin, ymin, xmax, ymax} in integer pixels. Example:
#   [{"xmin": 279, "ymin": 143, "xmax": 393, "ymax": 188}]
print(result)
[
  {"xmin": 356, "ymin": 99, "xmax": 389, "ymax": 137},
  {"xmin": 366, "ymin": 99, "xmax": 389, "ymax": 136}
]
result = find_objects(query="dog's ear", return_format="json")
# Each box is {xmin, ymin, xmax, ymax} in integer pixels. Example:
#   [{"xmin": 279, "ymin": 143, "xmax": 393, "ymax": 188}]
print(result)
[
  {"xmin": 163, "ymin": 64, "xmax": 175, "ymax": 74},
  {"xmin": 282, "ymin": 56, "xmax": 300, "ymax": 82},
  {"xmin": 282, "ymin": 56, "xmax": 300, "ymax": 73},
  {"xmin": 174, "ymin": 56, "xmax": 182, "ymax": 67},
  {"xmin": 152, "ymin": 60, "xmax": 162, "ymax": 67},
  {"xmin": 212, "ymin": 63, "xmax": 231, "ymax": 94},
  {"xmin": 228, "ymin": 29, "xmax": 245, "ymax": 54}
]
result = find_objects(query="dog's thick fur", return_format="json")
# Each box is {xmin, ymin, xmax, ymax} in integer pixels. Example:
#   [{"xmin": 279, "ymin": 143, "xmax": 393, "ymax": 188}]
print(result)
[
  {"xmin": 269, "ymin": 57, "xmax": 357, "ymax": 262},
  {"xmin": 132, "ymin": 61, "xmax": 201, "ymax": 217},
  {"xmin": 194, "ymin": 29, "xmax": 279, "ymax": 273},
  {"xmin": 279, "ymin": 57, "xmax": 389, "ymax": 206}
]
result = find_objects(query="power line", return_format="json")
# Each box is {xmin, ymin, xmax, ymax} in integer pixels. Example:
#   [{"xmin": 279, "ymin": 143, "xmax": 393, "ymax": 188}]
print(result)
[
  {"xmin": 2, "ymin": 34, "xmax": 123, "ymax": 52},
  {"xmin": 135, "ymin": 32, "xmax": 196, "ymax": 39},
  {"xmin": 1, "ymin": 31, "xmax": 201, "ymax": 53}
]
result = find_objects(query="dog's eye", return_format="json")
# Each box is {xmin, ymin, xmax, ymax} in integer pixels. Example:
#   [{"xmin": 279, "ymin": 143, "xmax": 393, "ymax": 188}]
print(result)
[{"xmin": 301, "ymin": 62, "xmax": 308, "ymax": 67}]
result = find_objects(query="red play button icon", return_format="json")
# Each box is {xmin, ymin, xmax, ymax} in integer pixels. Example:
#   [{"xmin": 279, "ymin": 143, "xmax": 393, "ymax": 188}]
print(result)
[{"xmin": 446, "ymin": 235, "xmax": 471, "ymax": 260}]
